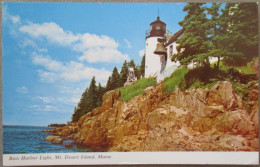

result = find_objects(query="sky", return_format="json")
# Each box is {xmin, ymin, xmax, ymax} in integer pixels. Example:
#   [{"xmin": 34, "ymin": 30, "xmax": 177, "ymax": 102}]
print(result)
[{"xmin": 2, "ymin": 2, "xmax": 187, "ymax": 126}]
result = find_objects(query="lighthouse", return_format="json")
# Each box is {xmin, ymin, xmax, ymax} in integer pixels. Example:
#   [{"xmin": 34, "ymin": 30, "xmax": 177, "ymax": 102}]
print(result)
[{"xmin": 145, "ymin": 16, "xmax": 166, "ymax": 78}]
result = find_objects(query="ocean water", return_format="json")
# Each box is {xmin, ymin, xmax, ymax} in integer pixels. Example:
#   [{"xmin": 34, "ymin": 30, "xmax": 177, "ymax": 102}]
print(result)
[{"xmin": 3, "ymin": 125, "xmax": 88, "ymax": 154}]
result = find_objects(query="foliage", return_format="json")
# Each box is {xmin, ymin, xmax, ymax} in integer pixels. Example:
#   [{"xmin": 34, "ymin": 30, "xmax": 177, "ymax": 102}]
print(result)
[
  {"xmin": 164, "ymin": 58, "xmax": 257, "ymax": 94},
  {"xmin": 72, "ymin": 77, "xmax": 105, "ymax": 122},
  {"xmin": 163, "ymin": 67, "xmax": 189, "ymax": 94},
  {"xmin": 174, "ymin": 3, "xmax": 210, "ymax": 67},
  {"xmin": 97, "ymin": 83, "xmax": 105, "ymax": 106},
  {"xmin": 175, "ymin": 3, "xmax": 258, "ymax": 68},
  {"xmin": 110, "ymin": 67, "xmax": 121, "ymax": 90},
  {"xmin": 120, "ymin": 78, "xmax": 157, "ymax": 102},
  {"xmin": 206, "ymin": 3, "xmax": 223, "ymax": 69},
  {"xmin": 220, "ymin": 3, "xmax": 258, "ymax": 66},
  {"xmin": 72, "ymin": 58, "xmax": 145, "ymax": 122},
  {"xmin": 212, "ymin": 60, "xmax": 257, "ymax": 75},
  {"xmin": 119, "ymin": 61, "xmax": 129, "ymax": 87},
  {"xmin": 139, "ymin": 54, "xmax": 145, "ymax": 78},
  {"xmin": 105, "ymin": 76, "xmax": 112, "ymax": 92},
  {"xmin": 71, "ymin": 88, "xmax": 88, "ymax": 122},
  {"xmin": 86, "ymin": 76, "xmax": 98, "ymax": 111}
]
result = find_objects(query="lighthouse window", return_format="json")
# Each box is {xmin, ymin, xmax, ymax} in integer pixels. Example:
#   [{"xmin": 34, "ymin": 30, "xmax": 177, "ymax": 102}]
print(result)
[{"xmin": 156, "ymin": 26, "xmax": 161, "ymax": 30}]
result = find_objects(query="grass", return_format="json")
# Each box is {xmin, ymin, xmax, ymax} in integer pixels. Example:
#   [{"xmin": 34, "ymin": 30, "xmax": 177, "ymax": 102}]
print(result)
[
  {"xmin": 163, "ymin": 59, "xmax": 257, "ymax": 93},
  {"xmin": 212, "ymin": 60, "xmax": 257, "ymax": 74},
  {"xmin": 163, "ymin": 67, "xmax": 189, "ymax": 94},
  {"xmin": 120, "ymin": 77, "xmax": 157, "ymax": 102},
  {"xmin": 120, "ymin": 59, "xmax": 257, "ymax": 104}
]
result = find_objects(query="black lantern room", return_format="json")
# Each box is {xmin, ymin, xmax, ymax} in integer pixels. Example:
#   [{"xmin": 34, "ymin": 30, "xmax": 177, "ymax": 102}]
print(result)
[{"xmin": 146, "ymin": 16, "xmax": 166, "ymax": 39}]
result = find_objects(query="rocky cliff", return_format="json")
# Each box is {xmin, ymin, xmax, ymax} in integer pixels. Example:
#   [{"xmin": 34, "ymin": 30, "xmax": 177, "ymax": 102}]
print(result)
[{"xmin": 45, "ymin": 81, "xmax": 259, "ymax": 151}]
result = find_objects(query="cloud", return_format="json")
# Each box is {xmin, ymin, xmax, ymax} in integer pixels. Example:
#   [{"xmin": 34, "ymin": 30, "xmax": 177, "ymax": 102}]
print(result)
[
  {"xmin": 3, "ymin": 5, "xmax": 21, "ymax": 25},
  {"xmin": 79, "ymin": 47, "xmax": 129, "ymax": 63},
  {"xmin": 35, "ymin": 96, "xmax": 55, "ymax": 103},
  {"xmin": 20, "ymin": 38, "xmax": 48, "ymax": 53},
  {"xmin": 16, "ymin": 86, "xmax": 29, "ymax": 94},
  {"xmin": 71, "ymin": 97, "xmax": 80, "ymax": 103},
  {"xmin": 32, "ymin": 54, "xmax": 64, "ymax": 72},
  {"xmin": 20, "ymin": 22, "xmax": 80, "ymax": 46},
  {"xmin": 73, "ymin": 33, "xmax": 118, "ymax": 50},
  {"xmin": 31, "ymin": 104, "xmax": 61, "ymax": 112},
  {"xmin": 123, "ymin": 39, "xmax": 132, "ymax": 48},
  {"xmin": 19, "ymin": 22, "xmax": 129, "ymax": 63},
  {"xmin": 56, "ymin": 97, "xmax": 80, "ymax": 104},
  {"xmin": 60, "ymin": 63, "xmax": 111, "ymax": 82},
  {"xmin": 139, "ymin": 49, "xmax": 145, "ymax": 57},
  {"xmin": 3, "ymin": 5, "xmax": 22, "ymax": 37},
  {"xmin": 32, "ymin": 53, "xmax": 111, "ymax": 83},
  {"xmin": 37, "ymin": 70, "xmax": 58, "ymax": 83}
]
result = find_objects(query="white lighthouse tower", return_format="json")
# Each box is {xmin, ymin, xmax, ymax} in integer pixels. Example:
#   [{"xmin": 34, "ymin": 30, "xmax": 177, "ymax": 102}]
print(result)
[{"xmin": 145, "ymin": 16, "xmax": 166, "ymax": 78}]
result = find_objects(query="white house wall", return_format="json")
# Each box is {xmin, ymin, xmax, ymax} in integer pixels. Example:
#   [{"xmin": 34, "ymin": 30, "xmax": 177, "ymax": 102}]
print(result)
[
  {"xmin": 145, "ymin": 37, "xmax": 163, "ymax": 78},
  {"xmin": 165, "ymin": 42, "xmax": 180, "ymax": 70},
  {"xmin": 145, "ymin": 32, "xmax": 219, "ymax": 81}
]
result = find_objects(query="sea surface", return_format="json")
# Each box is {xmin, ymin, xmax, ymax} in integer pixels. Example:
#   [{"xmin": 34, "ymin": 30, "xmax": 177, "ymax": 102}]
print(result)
[{"xmin": 3, "ymin": 125, "xmax": 88, "ymax": 154}]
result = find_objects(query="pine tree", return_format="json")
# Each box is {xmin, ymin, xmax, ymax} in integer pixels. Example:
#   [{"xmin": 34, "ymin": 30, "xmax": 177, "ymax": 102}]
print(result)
[
  {"xmin": 106, "ymin": 76, "xmax": 112, "ymax": 91},
  {"xmin": 97, "ymin": 82, "xmax": 105, "ymax": 106},
  {"xmin": 72, "ymin": 107, "xmax": 81, "ymax": 123},
  {"xmin": 110, "ymin": 67, "xmax": 120, "ymax": 90},
  {"xmin": 139, "ymin": 54, "xmax": 145, "ymax": 78},
  {"xmin": 174, "ymin": 3, "xmax": 211, "ymax": 67},
  {"xmin": 206, "ymin": 3, "xmax": 223, "ymax": 69},
  {"xmin": 85, "ymin": 76, "xmax": 98, "ymax": 113},
  {"xmin": 71, "ymin": 87, "xmax": 88, "ymax": 122},
  {"xmin": 219, "ymin": 3, "xmax": 258, "ymax": 66},
  {"xmin": 119, "ymin": 60, "xmax": 129, "ymax": 86}
]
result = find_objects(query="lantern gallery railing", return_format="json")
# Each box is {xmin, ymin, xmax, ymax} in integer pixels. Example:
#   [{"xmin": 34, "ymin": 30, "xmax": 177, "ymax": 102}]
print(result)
[{"xmin": 145, "ymin": 30, "xmax": 172, "ymax": 38}]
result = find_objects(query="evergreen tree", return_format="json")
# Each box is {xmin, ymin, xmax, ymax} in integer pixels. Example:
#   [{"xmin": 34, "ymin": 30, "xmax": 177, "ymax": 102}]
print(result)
[
  {"xmin": 119, "ymin": 60, "xmax": 129, "ymax": 86},
  {"xmin": 206, "ymin": 3, "xmax": 223, "ymax": 69},
  {"xmin": 71, "ymin": 107, "xmax": 81, "ymax": 123},
  {"xmin": 110, "ymin": 67, "xmax": 120, "ymax": 90},
  {"xmin": 106, "ymin": 76, "xmax": 112, "ymax": 91},
  {"xmin": 71, "ymin": 87, "xmax": 88, "ymax": 122},
  {"xmin": 139, "ymin": 54, "xmax": 145, "ymax": 78},
  {"xmin": 219, "ymin": 3, "xmax": 258, "ymax": 66},
  {"xmin": 174, "ymin": 3, "xmax": 211, "ymax": 67},
  {"xmin": 97, "ymin": 82, "xmax": 105, "ymax": 106},
  {"xmin": 85, "ymin": 76, "xmax": 98, "ymax": 113}
]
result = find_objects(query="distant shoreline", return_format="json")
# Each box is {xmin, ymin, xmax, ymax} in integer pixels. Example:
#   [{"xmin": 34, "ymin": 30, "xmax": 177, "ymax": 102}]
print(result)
[
  {"xmin": 48, "ymin": 123, "xmax": 67, "ymax": 128},
  {"xmin": 3, "ymin": 125, "xmax": 50, "ymax": 128}
]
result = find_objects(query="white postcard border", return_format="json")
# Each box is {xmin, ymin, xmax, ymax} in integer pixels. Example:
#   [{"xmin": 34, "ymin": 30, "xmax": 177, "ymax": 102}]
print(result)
[{"xmin": 3, "ymin": 152, "xmax": 259, "ymax": 166}]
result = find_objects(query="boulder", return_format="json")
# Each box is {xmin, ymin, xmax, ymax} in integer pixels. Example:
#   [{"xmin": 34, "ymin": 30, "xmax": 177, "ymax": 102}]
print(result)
[
  {"xmin": 207, "ymin": 81, "xmax": 243, "ymax": 110},
  {"xmin": 46, "ymin": 135, "xmax": 63, "ymax": 144},
  {"xmin": 101, "ymin": 89, "xmax": 121, "ymax": 110}
]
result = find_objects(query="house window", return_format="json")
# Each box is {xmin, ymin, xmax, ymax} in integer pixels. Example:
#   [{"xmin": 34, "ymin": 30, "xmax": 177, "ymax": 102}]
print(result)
[{"xmin": 169, "ymin": 45, "xmax": 173, "ymax": 58}]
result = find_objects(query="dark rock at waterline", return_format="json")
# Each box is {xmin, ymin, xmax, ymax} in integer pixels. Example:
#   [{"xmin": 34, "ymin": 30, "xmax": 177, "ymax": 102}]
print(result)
[{"xmin": 64, "ymin": 142, "xmax": 74, "ymax": 148}]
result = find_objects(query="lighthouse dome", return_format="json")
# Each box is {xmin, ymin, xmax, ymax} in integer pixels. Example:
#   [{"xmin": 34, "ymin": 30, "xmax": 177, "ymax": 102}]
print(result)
[{"xmin": 146, "ymin": 16, "xmax": 166, "ymax": 39}]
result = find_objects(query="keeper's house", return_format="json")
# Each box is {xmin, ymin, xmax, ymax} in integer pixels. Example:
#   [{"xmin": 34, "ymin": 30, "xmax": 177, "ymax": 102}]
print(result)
[{"xmin": 145, "ymin": 16, "xmax": 218, "ymax": 81}]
